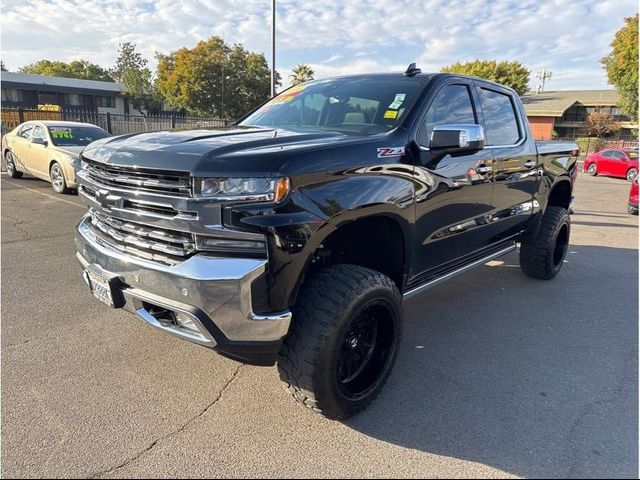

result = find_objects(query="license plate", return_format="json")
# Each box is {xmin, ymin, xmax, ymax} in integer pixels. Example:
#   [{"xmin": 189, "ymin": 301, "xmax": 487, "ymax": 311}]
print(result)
[{"xmin": 84, "ymin": 269, "xmax": 117, "ymax": 307}]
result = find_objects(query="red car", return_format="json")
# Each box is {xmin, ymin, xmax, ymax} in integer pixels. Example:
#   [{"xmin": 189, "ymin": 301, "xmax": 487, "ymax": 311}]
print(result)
[
  {"xmin": 584, "ymin": 149, "xmax": 638, "ymax": 181},
  {"xmin": 629, "ymin": 176, "xmax": 638, "ymax": 215}
]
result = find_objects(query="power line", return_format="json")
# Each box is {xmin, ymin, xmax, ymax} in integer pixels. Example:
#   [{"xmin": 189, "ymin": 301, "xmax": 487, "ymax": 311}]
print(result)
[{"xmin": 535, "ymin": 69, "xmax": 552, "ymax": 93}]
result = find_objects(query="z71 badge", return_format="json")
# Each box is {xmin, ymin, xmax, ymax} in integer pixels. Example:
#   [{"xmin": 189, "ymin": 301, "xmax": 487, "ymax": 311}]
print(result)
[{"xmin": 377, "ymin": 147, "xmax": 406, "ymax": 158}]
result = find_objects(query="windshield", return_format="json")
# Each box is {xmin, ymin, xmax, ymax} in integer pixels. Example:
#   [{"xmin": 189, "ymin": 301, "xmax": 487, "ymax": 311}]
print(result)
[
  {"xmin": 240, "ymin": 77, "xmax": 425, "ymax": 136},
  {"xmin": 48, "ymin": 126, "xmax": 110, "ymax": 146}
]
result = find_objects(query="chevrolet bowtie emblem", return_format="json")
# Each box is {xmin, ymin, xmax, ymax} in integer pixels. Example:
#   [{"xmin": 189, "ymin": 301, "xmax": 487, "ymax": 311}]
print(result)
[{"xmin": 96, "ymin": 189, "xmax": 110, "ymax": 208}]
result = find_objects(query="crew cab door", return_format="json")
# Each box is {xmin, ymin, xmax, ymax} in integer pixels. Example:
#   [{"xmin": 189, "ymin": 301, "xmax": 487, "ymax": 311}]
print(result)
[
  {"xmin": 475, "ymin": 84, "xmax": 538, "ymax": 240},
  {"xmin": 411, "ymin": 81, "xmax": 496, "ymax": 278}
]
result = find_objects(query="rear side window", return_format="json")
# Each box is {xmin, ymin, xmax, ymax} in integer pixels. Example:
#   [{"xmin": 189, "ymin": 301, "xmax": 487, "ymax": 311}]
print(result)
[
  {"xmin": 479, "ymin": 88, "xmax": 521, "ymax": 146},
  {"xmin": 18, "ymin": 124, "xmax": 34, "ymax": 139},
  {"xmin": 422, "ymin": 85, "xmax": 476, "ymax": 143}
]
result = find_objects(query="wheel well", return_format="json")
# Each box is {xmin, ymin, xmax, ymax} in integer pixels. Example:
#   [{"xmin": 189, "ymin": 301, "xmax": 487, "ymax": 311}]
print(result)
[
  {"xmin": 308, "ymin": 216, "xmax": 405, "ymax": 290},
  {"xmin": 547, "ymin": 180, "xmax": 571, "ymax": 210}
]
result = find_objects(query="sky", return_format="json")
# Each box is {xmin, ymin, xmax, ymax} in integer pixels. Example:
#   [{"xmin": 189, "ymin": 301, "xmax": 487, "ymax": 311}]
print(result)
[{"xmin": 1, "ymin": 0, "xmax": 637, "ymax": 92}]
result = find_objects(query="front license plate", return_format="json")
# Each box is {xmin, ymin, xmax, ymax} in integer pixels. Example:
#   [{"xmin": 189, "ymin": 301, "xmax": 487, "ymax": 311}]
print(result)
[{"xmin": 84, "ymin": 269, "xmax": 117, "ymax": 308}]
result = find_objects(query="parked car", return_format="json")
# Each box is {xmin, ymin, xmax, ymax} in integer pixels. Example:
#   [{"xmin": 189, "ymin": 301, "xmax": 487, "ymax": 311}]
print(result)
[
  {"xmin": 75, "ymin": 67, "xmax": 577, "ymax": 419},
  {"xmin": 628, "ymin": 176, "xmax": 639, "ymax": 215},
  {"xmin": 583, "ymin": 148, "xmax": 638, "ymax": 181},
  {"xmin": 2, "ymin": 121, "xmax": 110, "ymax": 193}
]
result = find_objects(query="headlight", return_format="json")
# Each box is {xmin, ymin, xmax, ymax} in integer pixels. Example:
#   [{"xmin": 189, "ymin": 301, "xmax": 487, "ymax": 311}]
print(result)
[{"xmin": 194, "ymin": 177, "xmax": 290, "ymax": 203}]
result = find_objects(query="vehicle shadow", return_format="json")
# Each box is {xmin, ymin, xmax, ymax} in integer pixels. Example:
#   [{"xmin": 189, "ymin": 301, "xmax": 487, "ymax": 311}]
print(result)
[{"xmin": 345, "ymin": 245, "xmax": 638, "ymax": 479}]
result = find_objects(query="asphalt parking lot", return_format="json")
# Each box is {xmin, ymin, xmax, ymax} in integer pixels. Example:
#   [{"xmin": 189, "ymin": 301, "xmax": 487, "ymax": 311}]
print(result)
[{"xmin": 1, "ymin": 172, "xmax": 638, "ymax": 479}]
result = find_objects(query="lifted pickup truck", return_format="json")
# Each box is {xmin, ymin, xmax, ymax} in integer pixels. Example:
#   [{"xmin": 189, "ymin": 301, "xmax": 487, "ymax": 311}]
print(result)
[{"xmin": 76, "ymin": 66, "xmax": 577, "ymax": 419}]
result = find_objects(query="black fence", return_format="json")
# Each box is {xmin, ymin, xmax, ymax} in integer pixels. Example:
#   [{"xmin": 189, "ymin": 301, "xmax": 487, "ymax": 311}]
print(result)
[{"xmin": 1, "ymin": 108, "xmax": 230, "ymax": 136}]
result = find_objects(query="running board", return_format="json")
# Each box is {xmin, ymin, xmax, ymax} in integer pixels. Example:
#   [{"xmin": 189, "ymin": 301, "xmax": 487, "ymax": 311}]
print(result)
[{"xmin": 403, "ymin": 244, "xmax": 518, "ymax": 300}]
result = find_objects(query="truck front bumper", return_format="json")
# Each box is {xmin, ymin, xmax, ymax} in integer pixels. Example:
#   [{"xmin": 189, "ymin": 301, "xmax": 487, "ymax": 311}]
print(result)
[{"xmin": 75, "ymin": 217, "xmax": 292, "ymax": 366}]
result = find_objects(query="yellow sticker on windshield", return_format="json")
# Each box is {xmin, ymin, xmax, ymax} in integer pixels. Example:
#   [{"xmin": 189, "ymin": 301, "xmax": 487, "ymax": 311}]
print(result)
[
  {"xmin": 268, "ymin": 84, "xmax": 307, "ymax": 105},
  {"xmin": 384, "ymin": 110, "xmax": 398, "ymax": 119}
]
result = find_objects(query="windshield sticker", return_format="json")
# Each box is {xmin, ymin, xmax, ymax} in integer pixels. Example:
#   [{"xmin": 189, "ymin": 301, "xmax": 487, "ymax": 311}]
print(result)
[
  {"xmin": 50, "ymin": 129, "xmax": 73, "ymax": 139},
  {"xmin": 383, "ymin": 110, "xmax": 398, "ymax": 119},
  {"xmin": 377, "ymin": 146, "xmax": 405, "ymax": 158},
  {"xmin": 388, "ymin": 93, "xmax": 406, "ymax": 109},
  {"xmin": 268, "ymin": 84, "xmax": 306, "ymax": 105}
]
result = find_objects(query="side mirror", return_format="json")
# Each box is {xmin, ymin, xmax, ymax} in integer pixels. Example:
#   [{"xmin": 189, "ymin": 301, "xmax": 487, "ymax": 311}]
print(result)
[
  {"xmin": 32, "ymin": 137, "xmax": 48, "ymax": 147},
  {"xmin": 429, "ymin": 124, "xmax": 485, "ymax": 152}
]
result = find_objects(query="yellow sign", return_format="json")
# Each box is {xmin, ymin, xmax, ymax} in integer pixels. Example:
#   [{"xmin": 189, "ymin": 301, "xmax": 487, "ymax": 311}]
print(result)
[
  {"xmin": 38, "ymin": 104, "xmax": 62, "ymax": 112},
  {"xmin": 384, "ymin": 109, "xmax": 398, "ymax": 119}
]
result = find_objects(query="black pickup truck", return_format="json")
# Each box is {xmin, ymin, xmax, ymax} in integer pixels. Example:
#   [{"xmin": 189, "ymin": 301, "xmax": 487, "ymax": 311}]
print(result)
[{"xmin": 76, "ymin": 66, "xmax": 577, "ymax": 419}]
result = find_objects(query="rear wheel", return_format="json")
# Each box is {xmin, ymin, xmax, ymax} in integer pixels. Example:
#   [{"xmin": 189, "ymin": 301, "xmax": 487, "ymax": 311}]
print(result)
[
  {"xmin": 4, "ymin": 150, "xmax": 23, "ymax": 179},
  {"xmin": 278, "ymin": 264, "xmax": 402, "ymax": 420},
  {"xmin": 587, "ymin": 163, "xmax": 597, "ymax": 176},
  {"xmin": 520, "ymin": 206, "xmax": 571, "ymax": 280},
  {"xmin": 50, "ymin": 162, "xmax": 70, "ymax": 194},
  {"xmin": 626, "ymin": 168, "xmax": 637, "ymax": 182}
]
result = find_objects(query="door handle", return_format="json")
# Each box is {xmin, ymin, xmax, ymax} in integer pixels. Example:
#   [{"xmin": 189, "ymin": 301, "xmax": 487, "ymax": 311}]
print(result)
[
  {"xmin": 476, "ymin": 165, "xmax": 493, "ymax": 173},
  {"xmin": 524, "ymin": 160, "xmax": 537, "ymax": 169}
]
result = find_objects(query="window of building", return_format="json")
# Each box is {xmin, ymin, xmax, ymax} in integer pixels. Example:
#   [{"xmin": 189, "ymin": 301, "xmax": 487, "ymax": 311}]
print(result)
[
  {"xmin": 38, "ymin": 92, "xmax": 59, "ymax": 105},
  {"xmin": 1, "ymin": 88, "xmax": 23, "ymax": 102},
  {"xmin": 479, "ymin": 88, "xmax": 521, "ymax": 146},
  {"xmin": 96, "ymin": 96, "xmax": 116, "ymax": 108}
]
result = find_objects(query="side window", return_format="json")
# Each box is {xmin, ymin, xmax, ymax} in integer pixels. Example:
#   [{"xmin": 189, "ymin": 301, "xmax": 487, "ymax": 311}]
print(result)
[
  {"xmin": 32, "ymin": 126, "xmax": 47, "ymax": 142},
  {"xmin": 479, "ymin": 88, "xmax": 521, "ymax": 146},
  {"xmin": 611, "ymin": 151, "xmax": 625, "ymax": 160},
  {"xmin": 422, "ymin": 85, "xmax": 476, "ymax": 144},
  {"xmin": 18, "ymin": 124, "xmax": 34, "ymax": 139},
  {"xmin": 600, "ymin": 151, "xmax": 613, "ymax": 158}
]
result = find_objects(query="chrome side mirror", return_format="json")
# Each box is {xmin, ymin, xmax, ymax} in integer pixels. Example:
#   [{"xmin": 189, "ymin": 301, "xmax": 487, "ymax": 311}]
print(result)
[{"xmin": 429, "ymin": 124, "xmax": 485, "ymax": 152}]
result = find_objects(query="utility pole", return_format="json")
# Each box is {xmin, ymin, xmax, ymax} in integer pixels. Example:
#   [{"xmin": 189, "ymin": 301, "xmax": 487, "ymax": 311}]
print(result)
[
  {"xmin": 271, "ymin": 0, "xmax": 276, "ymax": 97},
  {"xmin": 535, "ymin": 69, "xmax": 552, "ymax": 93}
]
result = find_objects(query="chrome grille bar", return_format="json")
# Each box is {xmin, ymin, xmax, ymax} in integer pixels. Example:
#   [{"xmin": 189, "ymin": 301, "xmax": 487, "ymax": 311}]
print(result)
[
  {"xmin": 83, "ymin": 161, "xmax": 191, "ymax": 196},
  {"xmin": 88, "ymin": 210, "xmax": 195, "ymax": 263}
]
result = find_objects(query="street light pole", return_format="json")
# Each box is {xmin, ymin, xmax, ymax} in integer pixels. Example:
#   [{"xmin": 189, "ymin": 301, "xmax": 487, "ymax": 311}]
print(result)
[{"xmin": 271, "ymin": 0, "xmax": 276, "ymax": 97}]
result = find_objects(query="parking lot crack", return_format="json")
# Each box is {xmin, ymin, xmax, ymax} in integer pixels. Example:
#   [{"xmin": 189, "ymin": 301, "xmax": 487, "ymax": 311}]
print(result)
[{"xmin": 88, "ymin": 363, "xmax": 244, "ymax": 479}]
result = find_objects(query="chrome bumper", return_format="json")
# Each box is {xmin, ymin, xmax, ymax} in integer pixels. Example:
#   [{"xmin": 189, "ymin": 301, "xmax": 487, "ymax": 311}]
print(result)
[{"xmin": 76, "ymin": 216, "xmax": 292, "ymax": 346}]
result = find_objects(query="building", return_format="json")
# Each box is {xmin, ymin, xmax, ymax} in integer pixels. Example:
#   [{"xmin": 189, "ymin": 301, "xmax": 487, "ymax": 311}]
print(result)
[
  {"xmin": 521, "ymin": 89, "xmax": 636, "ymax": 140},
  {"xmin": 0, "ymin": 72, "xmax": 145, "ymax": 115}
]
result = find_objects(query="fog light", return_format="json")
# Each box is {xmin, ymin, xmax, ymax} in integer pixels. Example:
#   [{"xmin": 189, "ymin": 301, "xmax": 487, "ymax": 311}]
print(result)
[{"xmin": 174, "ymin": 312, "xmax": 200, "ymax": 335}]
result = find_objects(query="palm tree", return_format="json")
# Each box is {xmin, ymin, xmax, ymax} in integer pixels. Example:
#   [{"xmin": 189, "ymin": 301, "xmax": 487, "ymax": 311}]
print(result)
[{"xmin": 290, "ymin": 64, "xmax": 315, "ymax": 85}]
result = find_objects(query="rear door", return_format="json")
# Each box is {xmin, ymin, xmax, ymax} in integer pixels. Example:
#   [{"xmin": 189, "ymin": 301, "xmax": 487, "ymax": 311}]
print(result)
[
  {"xmin": 11, "ymin": 123, "xmax": 35, "ymax": 172},
  {"xmin": 476, "ymin": 83, "xmax": 538, "ymax": 241}
]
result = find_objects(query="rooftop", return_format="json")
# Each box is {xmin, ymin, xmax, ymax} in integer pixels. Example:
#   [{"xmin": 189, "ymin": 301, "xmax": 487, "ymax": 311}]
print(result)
[
  {"xmin": 0, "ymin": 71, "xmax": 124, "ymax": 93},
  {"xmin": 521, "ymin": 89, "xmax": 620, "ymax": 117}
]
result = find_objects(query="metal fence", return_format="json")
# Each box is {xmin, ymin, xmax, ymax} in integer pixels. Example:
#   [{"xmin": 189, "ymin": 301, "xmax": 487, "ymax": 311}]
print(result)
[
  {"xmin": 1, "ymin": 108, "xmax": 229, "ymax": 136},
  {"xmin": 555, "ymin": 136, "xmax": 638, "ymax": 162}
]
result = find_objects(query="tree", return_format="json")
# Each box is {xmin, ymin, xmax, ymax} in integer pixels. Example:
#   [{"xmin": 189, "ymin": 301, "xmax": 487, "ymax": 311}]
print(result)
[
  {"xmin": 1, "ymin": 61, "xmax": 7, "ymax": 71},
  {"xmin": 19, "ymin": 59, "xmax": 113, "ymax": 81},
  {"xmin": 440, "ymin": 60, "xmax": 530, "ymax": 96},
  {"xmin": 290, "ymin": 64, "xmax": 314, "ymax": 85},
  {"xmin": 156, "ymin": 36, "xmax": 279, "ymax": 118},
  {"xmin": 601, "ymin": 15, "xmax": 638, "ymax": 120},
  {"xmin": 111, "ymin": 42, "xmax": 158, "ymax": 111},
  {"xmin": 585, "ymin": 111, "xmax": 621, "ymax": 137}
]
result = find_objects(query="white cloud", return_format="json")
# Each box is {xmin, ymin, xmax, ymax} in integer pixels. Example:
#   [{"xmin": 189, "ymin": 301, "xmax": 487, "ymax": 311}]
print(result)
[{"xmin": 0, "ymin": 0, "xmax": 637, "ymax": 91}]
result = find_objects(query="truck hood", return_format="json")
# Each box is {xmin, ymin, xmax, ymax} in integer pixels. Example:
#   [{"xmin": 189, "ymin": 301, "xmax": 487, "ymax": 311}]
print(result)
[{"xmin": 81, "ymin": 126, "xmax": 376, "ymax": 177}]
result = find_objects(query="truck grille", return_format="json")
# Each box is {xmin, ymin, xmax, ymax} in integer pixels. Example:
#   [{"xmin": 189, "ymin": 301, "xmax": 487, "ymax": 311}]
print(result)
[
  {"xmin": 83, "ymin": 160, "xmax": 191, "ymax": 196},
  {"xmin": 88, "ymin": 209, "xmax": 195, "ymax": 265}
]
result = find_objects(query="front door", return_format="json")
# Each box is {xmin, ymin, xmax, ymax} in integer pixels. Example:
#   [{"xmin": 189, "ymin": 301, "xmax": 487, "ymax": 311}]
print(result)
[{"xmin": 411, "ymin": 81, "xmax": 495, "ymax": 281}]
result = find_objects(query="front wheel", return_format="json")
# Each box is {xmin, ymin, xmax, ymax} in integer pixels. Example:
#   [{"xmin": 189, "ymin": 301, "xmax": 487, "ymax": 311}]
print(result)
[
  {"xmin": 50, "ymin": 162, "xmax": 70, "ymax": 194},
  {"xmin": 520, "ymin": 206, "xmax": 571, "ymax": 280},
  {"xmin": 587, "ymin": 163, "xmax": 597, "ymax": 176},
  {"xmin": 626, "ymin": 168, "xmax": 638, "ymax": 182},
  {"xmin": 4, "ymin": 150, "xmax": 23, "ymax": 179},
  {"xmin": 278, "ymin": 264, "xmax": 402, "ymax": 420}
]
